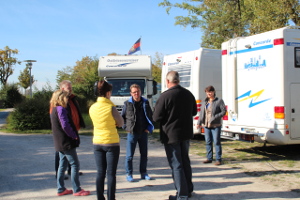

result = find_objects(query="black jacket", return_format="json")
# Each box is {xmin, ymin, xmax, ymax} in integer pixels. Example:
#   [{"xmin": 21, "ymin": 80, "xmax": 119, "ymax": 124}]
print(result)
[
  {"xmin": 153, "ymin": 85, "xmax": 197, "ymax": 144},
  {"xmin": 121, "ymin": 96, "xmax": 154, "ymax": 134},
  {"xmin": 51, "ymin": 107, "xmax": 80, "ymax": 152}
]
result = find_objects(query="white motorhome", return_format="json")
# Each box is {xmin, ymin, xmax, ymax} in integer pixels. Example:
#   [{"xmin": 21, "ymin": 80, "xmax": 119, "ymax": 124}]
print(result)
[
  {"xmin": 98, "ymin": 55, "xmax": 157, "ymax": 113},
  {"xmin": 221, "ymin": 26, "xmax": 300, "ymax": 145},
  {"xmin": 162, "ymin": 48, "xmax": 222, "ymax": 134}
]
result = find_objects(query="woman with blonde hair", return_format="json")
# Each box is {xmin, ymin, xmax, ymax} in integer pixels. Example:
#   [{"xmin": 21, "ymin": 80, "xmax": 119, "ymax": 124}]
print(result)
[{"xmin": 50, "ymin": 90, "xmax": 90, "ymax": 196}]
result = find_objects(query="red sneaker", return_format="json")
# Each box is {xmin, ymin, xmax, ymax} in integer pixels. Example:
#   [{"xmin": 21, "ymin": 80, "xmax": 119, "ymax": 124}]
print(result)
[
  {"xmin": 73, "ymin": 189, "xmax": 90, "ymax": 196},
  {"xmin": 57, "ymin": 189, "xmax": 73, "ymax": 196}
]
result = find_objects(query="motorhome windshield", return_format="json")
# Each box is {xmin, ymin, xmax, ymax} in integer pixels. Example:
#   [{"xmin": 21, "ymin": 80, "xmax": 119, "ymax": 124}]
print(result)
[{"xmin": 107, "ymin": 79, "xmax": 146, "ymax": 96}]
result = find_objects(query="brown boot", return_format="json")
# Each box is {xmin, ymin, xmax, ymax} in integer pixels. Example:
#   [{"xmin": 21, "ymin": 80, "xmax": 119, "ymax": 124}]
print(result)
[
  {"xmin": 214, "ymin": 161, "xmax": 222, "ymax": 166},
  {"xmin": 202, "ymin": 160, "xmax": 212, "ymax": 164}
]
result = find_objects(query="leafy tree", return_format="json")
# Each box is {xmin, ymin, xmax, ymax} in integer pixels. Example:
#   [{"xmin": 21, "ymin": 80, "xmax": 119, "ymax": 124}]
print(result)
[
  {"xmin": 56, "ymin": 56, "xmax": 99, "ymax": 100},
  {"xmin": 0, "ymin": 46, "xmax": 21, "ymax": 86},
  {"xmin": 107, "ymin": 52, "xmax": 119, "ymax": 56},
  {"xmin": 159, "ymin": 0, "xmax": 300, "ymax": 48},
  {"xmin": 56, "ymin": 66, "xmax": 73, "ymax": 85},
  {"xmin": 152, "ymin": 52, "xmax": 163, "ymax": 83},
  {"xmin": 18, "ymin": 65, "xmax": 35, "ymax": 90}
]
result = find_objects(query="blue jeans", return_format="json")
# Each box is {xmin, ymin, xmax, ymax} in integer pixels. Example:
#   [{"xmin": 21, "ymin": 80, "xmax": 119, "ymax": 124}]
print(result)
[
  {"xmin": 55, "ymin": 151, "xmax": 71, "ymax": 177},
  {"xmin": 204, "ymin": 126, "xmax": 222, "ymax": 161},
  {"xmin": 94, "ymin": 145, "xmax": 120, "ymax": 200},
  {"xmin": 164, "ymin": 140, "xmax": 193, "ymax": 199},
  {"xmin": 125, "ymin": 132, "xmax": 148, "ymax": 175},
  {"xmin": 57, "ymin": 148, "xmax": 81, "ymax": 193}
]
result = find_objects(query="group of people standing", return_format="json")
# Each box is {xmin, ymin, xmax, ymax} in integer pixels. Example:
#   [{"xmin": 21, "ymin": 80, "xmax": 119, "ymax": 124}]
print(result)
[{"xmin": 49, "ymin": 70, "xmax": 226, "ymax": 200}]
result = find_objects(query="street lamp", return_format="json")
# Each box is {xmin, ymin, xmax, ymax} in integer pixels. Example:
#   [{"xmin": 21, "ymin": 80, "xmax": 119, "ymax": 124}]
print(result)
[{"xmin": 23, "ymin": 60, "xmax": 36, "ymax": 98}]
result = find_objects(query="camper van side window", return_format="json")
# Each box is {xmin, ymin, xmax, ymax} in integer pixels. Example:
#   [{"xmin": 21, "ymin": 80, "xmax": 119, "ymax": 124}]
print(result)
[{"xmin": 295, "ymin": 47, "xmax": 300, "ymax": 68}]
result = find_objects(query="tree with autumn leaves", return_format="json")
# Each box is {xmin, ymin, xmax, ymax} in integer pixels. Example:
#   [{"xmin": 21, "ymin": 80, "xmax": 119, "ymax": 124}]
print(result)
[
  {"xmin": 18, "ymin": 65, "xmax": 35, "ymax": 92},
  {"xmin": 0, "ymin": 46, "xmax": 21, "ymax": 86},
  {"xmin": 159, "ymin": 0, "xmax": 300, "ymax": 48}
]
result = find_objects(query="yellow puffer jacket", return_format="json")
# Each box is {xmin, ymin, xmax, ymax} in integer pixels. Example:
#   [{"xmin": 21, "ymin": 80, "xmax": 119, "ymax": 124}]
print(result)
[{"xmin": 89, "ymin": 97, "xmax": 119, "ymax": 144}]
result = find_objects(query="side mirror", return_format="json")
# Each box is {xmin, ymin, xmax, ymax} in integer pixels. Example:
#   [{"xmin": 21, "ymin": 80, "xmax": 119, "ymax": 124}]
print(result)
[{"xmin": 153, "ymin": 80, "xmax": 157, "ymax": 95}]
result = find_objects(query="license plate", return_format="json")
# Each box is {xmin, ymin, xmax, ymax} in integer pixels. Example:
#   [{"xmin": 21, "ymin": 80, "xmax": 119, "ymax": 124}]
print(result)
[
  {"xmin": 241, "ymin": 128, "xmax": 255, "ymax": 133},
  {"xmin": 222, "ymin": 132, "xmax": 234, "ymax": 137}
]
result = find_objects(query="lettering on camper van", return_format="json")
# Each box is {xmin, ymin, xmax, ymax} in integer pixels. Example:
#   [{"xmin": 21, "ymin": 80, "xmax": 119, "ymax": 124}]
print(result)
[
  {"xmin": 244, "ymin": 56, "xmax": 266, "ymax": 70},
  {"xmin": 105, "ymin": 59, "xmax": 139, "ymax": 68},
  {"xmin": 168, "ymin": 62, "xmax": 180, "ymax": 66},
  {"xmin": 253, "ymin": 39, "xmax": 271, "ymax": 46},
  {"xmin": 287, "ymin": 42, "xmax": 300, "ymax": 47}
]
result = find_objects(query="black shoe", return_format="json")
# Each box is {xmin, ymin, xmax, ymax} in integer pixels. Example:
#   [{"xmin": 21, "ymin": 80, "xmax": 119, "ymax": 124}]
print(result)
[
  {"xmin": 175, "ymin": 191, "xmax": 192, "ymax": 197},
  {"xmin": 169, "ymin": 195, "xmax": 177, "ymax": 200},
  {"xmin": 169, "ymin": 194, "xmax": 189, "ymax": 200}
]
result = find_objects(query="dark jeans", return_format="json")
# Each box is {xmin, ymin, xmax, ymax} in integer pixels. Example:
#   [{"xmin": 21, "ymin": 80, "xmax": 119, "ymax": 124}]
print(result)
[
  {"xmin": 55, "ymin": 151, "xmax": 71, "ymax": 177},
  {"xmin": 204, "ymin": 126, "xmax": 222, "ymax": 161},
  {"xmin": 164, "ymin": 140, "xmax": 193, "ymax": 199},
  {"xmin": 125, "ymin": 132, "xmax": 148, "ymax": 175},
  {"xmin": 94, "ymin": 145, "xmax": 120, "ymax": 200}
]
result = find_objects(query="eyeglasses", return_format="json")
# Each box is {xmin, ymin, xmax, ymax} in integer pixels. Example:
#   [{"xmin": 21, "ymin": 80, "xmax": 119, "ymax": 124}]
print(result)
[{"xmin": 131, "ymin": 90, "xmax": 140, "ymax": 94}]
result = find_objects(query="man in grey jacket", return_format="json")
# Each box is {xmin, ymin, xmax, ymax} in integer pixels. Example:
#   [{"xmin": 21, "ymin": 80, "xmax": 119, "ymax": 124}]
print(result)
[{"xmin": 153, "ymin": 71, "xmax": 197, "ymax": 200}]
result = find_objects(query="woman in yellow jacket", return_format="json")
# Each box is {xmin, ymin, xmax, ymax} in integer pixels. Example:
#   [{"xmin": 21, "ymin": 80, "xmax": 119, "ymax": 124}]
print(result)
[{"xmin": 89, "ymin": 80, "xmax": 124, "ymax": 200}]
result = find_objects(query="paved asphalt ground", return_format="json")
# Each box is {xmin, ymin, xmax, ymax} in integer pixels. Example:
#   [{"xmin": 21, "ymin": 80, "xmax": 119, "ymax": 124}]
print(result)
[{"xmin": 0, "ymin": 109, "xmax": 299, "ymax": 200}]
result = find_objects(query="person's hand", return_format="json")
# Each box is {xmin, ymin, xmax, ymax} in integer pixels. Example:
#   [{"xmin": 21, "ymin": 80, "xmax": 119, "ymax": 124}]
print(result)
[
  {"xmin": 196, "ymin": 124, "xmax": 201, "ymax": 129},
  {"xmin": 144, "ymin": 129, "xmax": 149, "ymax": 134}
]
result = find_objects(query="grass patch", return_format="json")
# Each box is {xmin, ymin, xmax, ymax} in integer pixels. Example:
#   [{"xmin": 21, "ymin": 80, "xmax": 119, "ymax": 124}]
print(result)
[
  {"xmin": 0, "ymin": 127, "xmax": 52, "ymax": 134},
  {"xmin": 278, "ymin": 160, "xmax": 296, "ymax": 168}
]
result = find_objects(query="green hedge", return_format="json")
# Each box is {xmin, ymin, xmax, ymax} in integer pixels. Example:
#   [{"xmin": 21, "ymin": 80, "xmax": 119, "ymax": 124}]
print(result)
[{"xmin": 7, "ymin": 98, "xmax": 51, "ymax": 131}]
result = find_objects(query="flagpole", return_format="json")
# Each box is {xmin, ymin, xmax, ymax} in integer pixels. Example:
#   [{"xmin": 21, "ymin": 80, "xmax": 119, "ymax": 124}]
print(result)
[
  {"xmin": 140, "ymin": 36, "xmax": 142, "ymax": 55},
  {"xmin": 128, "ymin": 37, "xmax": 142, "ymax": 55}
]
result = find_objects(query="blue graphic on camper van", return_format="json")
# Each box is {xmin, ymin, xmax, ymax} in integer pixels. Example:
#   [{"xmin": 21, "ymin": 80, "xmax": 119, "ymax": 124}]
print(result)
[
  {"xmin": 244, "ymin": 56, "xmax": 266, "ymax": 70},
  {"xmin": 287, "ymin": 42, "xmax": 300, "ymax": 47},
  {"xmin": 106, "ymin": 63, "xmax": 131, "ymax": 68},
  {"xmin": 236, "ymin": 89, "xmax": 271, "ymax": 108}
]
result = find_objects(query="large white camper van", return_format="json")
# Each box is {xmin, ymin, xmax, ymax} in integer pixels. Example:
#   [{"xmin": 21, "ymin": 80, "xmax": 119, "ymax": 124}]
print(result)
[
  {"xmin": 221, "ymin": 26, "xmax": 300, "ymax": 145},
  {"xmin": 98, "ymin": 55, "xmax": 157, "ymax": 113},
  {"xmin": 162, "ymin": 48, "xmax": 222, "ymax": 134}
]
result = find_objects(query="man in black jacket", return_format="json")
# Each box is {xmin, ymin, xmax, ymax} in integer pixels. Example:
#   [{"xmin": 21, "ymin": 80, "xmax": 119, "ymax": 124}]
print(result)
[
  {"xmin": 121, "ymin": 84, "xmax": 154, "ymax": 182},
  {"xmin": 153, "ymin": 71, "xmax": 197, "ymax": 200}
]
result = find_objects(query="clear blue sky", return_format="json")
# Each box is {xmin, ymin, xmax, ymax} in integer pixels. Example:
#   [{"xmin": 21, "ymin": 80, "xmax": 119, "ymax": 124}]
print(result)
[{"xmin": 1, "ymin": 0, "xmax": 202, "ymax": 90}]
